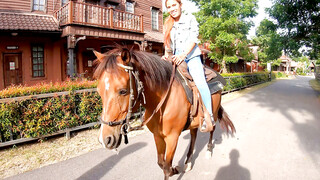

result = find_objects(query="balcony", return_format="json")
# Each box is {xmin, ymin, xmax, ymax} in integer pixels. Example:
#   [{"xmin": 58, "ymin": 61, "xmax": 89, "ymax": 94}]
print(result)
[{"xmin": 53, "ymin": 1, "xmax": 143, "ymax": 33}]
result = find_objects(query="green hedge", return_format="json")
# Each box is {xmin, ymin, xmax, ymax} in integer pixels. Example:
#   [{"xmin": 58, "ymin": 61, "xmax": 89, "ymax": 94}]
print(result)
[
  {"xmin": 222, "ymin": 72, "xmax": 272, "ymax": 92},
  {"xmin": 0, "ymin": 91, "xmax": 102, "ymax": 142},
  {"xmin": 0, "ymin": 80, "xmax": 98, "ymax": 99}
]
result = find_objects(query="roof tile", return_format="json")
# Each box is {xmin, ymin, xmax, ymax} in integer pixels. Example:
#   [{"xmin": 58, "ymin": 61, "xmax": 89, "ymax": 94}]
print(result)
[
  {"xmin": 144, "ymin": 30, "xmax": 164, "ymax": 43},
  {"xmin": 0, "ymin": 12, "xmax": 60, "ymax": 31}
]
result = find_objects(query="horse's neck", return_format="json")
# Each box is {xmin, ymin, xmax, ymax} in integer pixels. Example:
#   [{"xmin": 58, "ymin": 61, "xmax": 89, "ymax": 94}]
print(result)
[{"xmin": 143, "ymin": 87, "xmax": 163, "ymax": 109}]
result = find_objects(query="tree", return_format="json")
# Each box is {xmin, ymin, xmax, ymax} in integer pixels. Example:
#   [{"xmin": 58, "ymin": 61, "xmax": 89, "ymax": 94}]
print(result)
[
  {"xmin": 163, "ymin": 11, "xmax": 169, "ymax": 22},
  {"xmin": 267, "ymin": 0, "xmax": 320, "ymax": 59},
  {"xmin": 251, "ymin": 19, "xmax": 282, "ymax": 67},
  {"xmin": 191, "ymin": 0, "xmax": 258, "ymax": 73}
]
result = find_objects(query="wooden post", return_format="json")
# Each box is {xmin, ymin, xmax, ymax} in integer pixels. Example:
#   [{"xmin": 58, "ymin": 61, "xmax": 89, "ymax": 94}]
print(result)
[
  {"xmin": 228, "ymin": 77, "xmax": 231, "ymax": 94},
  {"xmin": 65, "ymin": 128, "xmax": 71, "ymax": 140},
  {"xmin": 140, "ymin": 15, "xmax": 144, "ymax": 32},
  {"xmin": 110, "ymin": 8, "xmax": 114, "ymax": 28},
  {"xmin": 0, "ymin": 131, "xmax": 3, "ymax": 143},
  {"xmin": 9, "ymin": 127, "xmax": 13, "ymax": 141},
  {"xmin": 100, "ymin": 8, "xmax": 103, "ymax": 25},
  {"xmin": 68, "ymin": 1, "xmax": 74, "ymax": 24}
]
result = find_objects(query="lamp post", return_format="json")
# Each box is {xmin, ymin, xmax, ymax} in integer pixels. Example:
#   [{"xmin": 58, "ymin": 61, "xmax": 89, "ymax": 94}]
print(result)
[{"xmin": 67, "ymin": 35, "xmax": 86, "ymax": 79}]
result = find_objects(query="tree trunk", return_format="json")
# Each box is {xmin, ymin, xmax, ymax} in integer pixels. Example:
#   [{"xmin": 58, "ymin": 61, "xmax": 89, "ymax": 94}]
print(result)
[{"xmin": 222, "ymin": 59, "xmax": 228, "ymax": 73}]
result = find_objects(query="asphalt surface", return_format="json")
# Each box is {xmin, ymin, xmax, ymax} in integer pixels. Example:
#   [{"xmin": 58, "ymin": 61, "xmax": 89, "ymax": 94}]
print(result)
[{"xmin": 7, "ymin": 76, "xmax": 320, "ymax": 180}]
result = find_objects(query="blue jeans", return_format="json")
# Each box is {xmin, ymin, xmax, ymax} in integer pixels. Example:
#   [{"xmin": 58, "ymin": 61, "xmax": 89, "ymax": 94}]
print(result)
[{"xmin": 175, "ymin": 51, "xmax": 213, "ymax": 116}]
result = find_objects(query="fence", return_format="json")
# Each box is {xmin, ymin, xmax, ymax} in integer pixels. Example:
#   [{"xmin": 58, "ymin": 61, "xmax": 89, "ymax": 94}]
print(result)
[{"xmin": 0, "ymin": 73, "xmax": 271, "ymax": 147}]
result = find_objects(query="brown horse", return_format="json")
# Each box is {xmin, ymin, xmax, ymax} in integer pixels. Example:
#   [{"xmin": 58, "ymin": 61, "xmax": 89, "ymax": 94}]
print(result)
[{"xmin": 94, "ymin": 47, "xmax": 235, "ymax": 180}]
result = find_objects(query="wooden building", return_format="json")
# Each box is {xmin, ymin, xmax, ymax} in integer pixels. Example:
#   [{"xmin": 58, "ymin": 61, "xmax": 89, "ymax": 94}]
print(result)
[
  {"xmin": 0, "ymin": 0, "xmax": 164, "ymax": 90},
  {"xmin": 200, "ymin": 43, "xmax": 264, "ymax": 73}
]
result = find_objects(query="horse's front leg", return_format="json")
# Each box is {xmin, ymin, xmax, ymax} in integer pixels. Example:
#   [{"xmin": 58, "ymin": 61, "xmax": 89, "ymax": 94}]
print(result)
[
  {"xmin": 153, "ymin": 135, "xmax": 166, "ymax": 169},
  {"xmin": 163, "ymin": 134, "xmax": 180, "ymax": 180},
  {"xmin": 184, "ymin": 128, "xmax": 198, "ymax": 172}
]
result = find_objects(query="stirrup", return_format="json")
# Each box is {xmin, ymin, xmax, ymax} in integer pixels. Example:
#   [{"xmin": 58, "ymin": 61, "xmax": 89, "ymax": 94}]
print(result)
[
  {"xmin": 201, "ymin": 120, "xmax": 207, "ymax": 131},
  {"xmin": 201, "ymin": 115, "xmax": 215, "ymax": 131}
]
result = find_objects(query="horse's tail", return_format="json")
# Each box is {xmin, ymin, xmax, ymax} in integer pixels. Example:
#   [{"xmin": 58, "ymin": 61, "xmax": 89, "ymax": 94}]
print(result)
[{"xmin": 218, "ymin": 106, "xmax": 236, "ymax": 134}]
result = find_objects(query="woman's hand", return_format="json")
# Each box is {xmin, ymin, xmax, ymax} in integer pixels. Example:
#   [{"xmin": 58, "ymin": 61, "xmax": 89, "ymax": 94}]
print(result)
[
  {"xmin": 172, "ymin": 53, "xmax": 187, "ymax": 65},
  {"xmin": 161, "ymin": 53, "xmax": 169, "ymax": 61}
]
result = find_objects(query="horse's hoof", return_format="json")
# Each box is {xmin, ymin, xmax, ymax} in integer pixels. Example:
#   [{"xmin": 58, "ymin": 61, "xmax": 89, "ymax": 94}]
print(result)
[
  {"xmin": 169, "ymin": 166, "xmax": 180, "ymax": 176},
  {"xmin": 184, "ymin": 162, "xmax": 192, "ymax": 172},
  {"xmin": 205, "ymin": 150, "xmax": 212, "ymax": 159}
]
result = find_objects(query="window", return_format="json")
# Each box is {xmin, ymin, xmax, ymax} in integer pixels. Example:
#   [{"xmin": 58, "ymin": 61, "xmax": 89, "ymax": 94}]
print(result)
[
  {"xmin": 151, "ymin": 8, "xmax": 159, "ymax": 30},
  {"xmin": 107, "ymin": 3, "xmax": 117, "ymax": 9},
  {"xmin": 31, "ymin": 45, "xmax": 45, "ymax": 77},
  {"xmin": 61, "ymin": 0, "xmax": 68, "ymax": 6},
  {"xmin": 33, "ymin": 0, "xmax": 46, "ymax": 11},
  {"xmin": 126, "ymin": 1, "xmax": 134, "ymax": 13}
]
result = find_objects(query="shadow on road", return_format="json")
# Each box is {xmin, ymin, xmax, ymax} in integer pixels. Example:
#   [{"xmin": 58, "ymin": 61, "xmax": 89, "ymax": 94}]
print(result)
[
  {"xmin": 175, "ymin": 124, "xmax": 224, "ymax": 180},
  {"xmin": 245, "ymin": 77, "xmax": 320, "ymax": 167},
  {"xmin": 76, "ymin": 142, "xmax": 147, "ymax": 180},
  {"xmin": 214, "ymin": 149, "xmax": 251, "ymax": 180}
]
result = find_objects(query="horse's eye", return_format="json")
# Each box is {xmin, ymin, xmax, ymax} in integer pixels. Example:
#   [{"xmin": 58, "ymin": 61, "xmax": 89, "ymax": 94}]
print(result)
[{"xmin": 119, "ymin": 89, "xmax": 128, "ymax": 95}]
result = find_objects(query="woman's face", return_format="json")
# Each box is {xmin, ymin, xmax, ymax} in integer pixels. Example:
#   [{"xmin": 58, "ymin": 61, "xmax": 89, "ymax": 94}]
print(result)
[{"xmin": 166, "ymin": 0, "xmax": 182, "ymax": 19}]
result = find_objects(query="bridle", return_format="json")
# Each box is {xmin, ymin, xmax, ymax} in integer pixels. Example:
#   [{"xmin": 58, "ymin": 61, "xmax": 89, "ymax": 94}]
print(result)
[
  {"xmin": 100, "ymin": 61, "xmax": 145, "ymax": 144},
  {"xmin": 99, "ymin": 54, "xmax": 176, "ymax": 144}
]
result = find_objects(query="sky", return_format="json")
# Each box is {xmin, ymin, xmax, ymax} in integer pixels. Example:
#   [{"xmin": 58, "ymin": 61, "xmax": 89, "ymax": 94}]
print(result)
[{"xmin": 162, "ymin": 0, "xmax": 273, "ymax": 39}]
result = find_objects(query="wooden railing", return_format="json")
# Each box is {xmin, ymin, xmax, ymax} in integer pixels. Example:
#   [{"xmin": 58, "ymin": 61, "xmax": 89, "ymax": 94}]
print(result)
[{"xmin": 53, "ymin": 1, "xmax": 143, "ymax": 33}]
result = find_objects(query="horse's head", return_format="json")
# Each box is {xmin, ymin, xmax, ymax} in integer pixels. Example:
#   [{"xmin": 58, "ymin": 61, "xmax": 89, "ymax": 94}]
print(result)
[{"xmin": 94, "ymin": 48, "xmax": 134, "ymax": 150}]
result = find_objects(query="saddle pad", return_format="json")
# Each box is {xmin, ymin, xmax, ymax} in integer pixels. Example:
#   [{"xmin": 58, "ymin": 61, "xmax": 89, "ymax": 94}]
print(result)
[{"xmin": 177, "ymin": 68, "xmax": 226, "ymax": 104}]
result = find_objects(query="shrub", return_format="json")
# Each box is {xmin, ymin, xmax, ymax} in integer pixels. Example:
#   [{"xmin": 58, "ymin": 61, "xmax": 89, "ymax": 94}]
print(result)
[
  {"xmin": 0, "ymin": 80, "xmax": 98, "ymax": 99},
  {"xmin": 0, "ymin": 81, "xmax": 101, "ymax": 142},
  {"xmin": 222, "ymin": 72, "xmax": 270, "ymax": 92}
]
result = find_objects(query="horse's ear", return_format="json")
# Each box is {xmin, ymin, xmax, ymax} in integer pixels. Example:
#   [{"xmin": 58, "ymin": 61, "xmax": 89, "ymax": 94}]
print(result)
[
  {"xmin": 121, "ymin": 48, "xmax": 131, "ymax": 62},
  {"xmin": 93, "ymin": 50, "xmax": 106, "ymax": 63}
]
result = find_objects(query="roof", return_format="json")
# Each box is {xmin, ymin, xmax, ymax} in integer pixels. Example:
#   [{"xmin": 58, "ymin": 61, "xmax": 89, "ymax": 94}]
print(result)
[
  {"xmin": 144, "ymin": 30, "xmax": 164, "ymax": 43},
  {"xmin": 0, "ymin": 12, "xmax": 60, "ymax": 31},
  {"xmin": 279, "ymin": 54, "xmax": 292, "ymax": 62},
  {"xmin": 249, "ymin": 45, "xmax": 259, "ymax": 60}
]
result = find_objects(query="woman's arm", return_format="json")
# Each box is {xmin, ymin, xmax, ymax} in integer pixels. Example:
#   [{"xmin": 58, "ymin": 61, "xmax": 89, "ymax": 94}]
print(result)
[{"xmin": 172, "ymin": 42, "xmax": 196, "ymax": 65}]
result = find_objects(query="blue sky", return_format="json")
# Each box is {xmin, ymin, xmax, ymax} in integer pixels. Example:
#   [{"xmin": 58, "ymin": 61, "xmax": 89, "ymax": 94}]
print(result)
[{"xmin": 162, "ymin": 0, "xmax": 273, "ymax": 39}]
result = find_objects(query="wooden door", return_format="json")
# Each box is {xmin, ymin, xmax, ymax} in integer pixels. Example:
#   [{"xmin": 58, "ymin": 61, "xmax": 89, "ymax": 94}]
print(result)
[
  {"xmin": 3, "ymin": 53, "xmax": 22, "ymax": 87},
  {"xmin": 82, "ymin": 51, "xmax": 96, "ymax": 79}
]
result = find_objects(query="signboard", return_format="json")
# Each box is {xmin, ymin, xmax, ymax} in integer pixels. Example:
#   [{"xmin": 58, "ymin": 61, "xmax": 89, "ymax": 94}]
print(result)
[
  {"xmin": 267, "ymin": 63, "xmax": 271, "ymax": 72},
  {"xmin": 88, "ymin": 60, "xmax": 93, "ymax": 67},
  {"xmin": 10, "ymin": 62, "xmax": 15, "ymax": 70},
  {"xmin": 6, "ymin": 46, "xmax": 19, "ymax": 50}
]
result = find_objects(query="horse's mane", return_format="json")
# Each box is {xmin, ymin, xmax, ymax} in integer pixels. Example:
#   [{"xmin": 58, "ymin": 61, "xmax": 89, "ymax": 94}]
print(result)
[{"xmin": 94, "ymin": 47, "xmax": 173, "ymax": 91}]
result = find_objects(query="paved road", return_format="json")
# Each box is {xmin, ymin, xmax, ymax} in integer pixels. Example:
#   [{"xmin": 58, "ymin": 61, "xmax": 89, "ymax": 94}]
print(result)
[{"xmin": 7, "ymin": 76, "xmax": 320, "ymax": 180}]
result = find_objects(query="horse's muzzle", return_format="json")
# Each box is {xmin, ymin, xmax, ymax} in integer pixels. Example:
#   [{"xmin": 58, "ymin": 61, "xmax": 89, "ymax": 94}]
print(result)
[{"xmin": 102, "ymin": 134, "xmax": 122, "ymax": 149}]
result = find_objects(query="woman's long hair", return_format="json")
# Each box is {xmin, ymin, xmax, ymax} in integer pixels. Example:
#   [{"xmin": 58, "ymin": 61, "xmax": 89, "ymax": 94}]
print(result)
[{"xmin": 164, "ymin": 0, "xmax": 182, "ymax": 48}]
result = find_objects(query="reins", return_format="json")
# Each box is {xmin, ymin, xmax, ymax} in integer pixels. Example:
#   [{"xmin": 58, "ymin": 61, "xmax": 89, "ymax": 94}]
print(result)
[
  {"xmin": 142, "ymin": 61, "xmax": 176, "ymax": 126},
  {"xmin": 100, "ymin": 53, "xmax": 176, "ymax": 144}
]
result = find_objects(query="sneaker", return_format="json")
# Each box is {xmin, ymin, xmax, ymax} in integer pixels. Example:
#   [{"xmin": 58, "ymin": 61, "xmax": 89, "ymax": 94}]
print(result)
[
  {"xmin": 201, "ymin": 115, "xmax": 215, "ymax": 131},
  {"xmin": 201, "ymin": 119, "xmax": 207, "ymax": 131}
]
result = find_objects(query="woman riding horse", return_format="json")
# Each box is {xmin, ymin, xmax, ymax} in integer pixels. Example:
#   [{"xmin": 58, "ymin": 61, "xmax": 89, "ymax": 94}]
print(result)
[
  {"xmin": 162, "ymin": 0, "xmax": 214, "ymax": 131},
  {"xmin": 94, "ymin": 1, "xmax": 235, "ymax": 179}
]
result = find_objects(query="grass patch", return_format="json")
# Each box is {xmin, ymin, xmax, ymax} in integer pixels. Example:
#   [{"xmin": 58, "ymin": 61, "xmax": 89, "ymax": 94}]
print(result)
[{"xmin": 309, "ymin": 79, "xmax": 320, "ymax": 99}]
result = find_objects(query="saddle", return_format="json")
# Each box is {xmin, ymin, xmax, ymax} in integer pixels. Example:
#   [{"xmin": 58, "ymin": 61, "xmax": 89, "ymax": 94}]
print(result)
[{"xmin": 176, "ymin": 62, "xmax": 226, "ymax": 132}]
